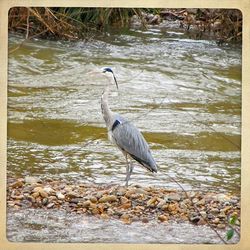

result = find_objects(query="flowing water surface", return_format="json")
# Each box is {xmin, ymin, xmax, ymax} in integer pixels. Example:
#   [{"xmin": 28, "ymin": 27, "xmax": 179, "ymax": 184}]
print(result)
[{"xmin": 7, "ymin": 26, "xmax": 241, "ymax": 243}]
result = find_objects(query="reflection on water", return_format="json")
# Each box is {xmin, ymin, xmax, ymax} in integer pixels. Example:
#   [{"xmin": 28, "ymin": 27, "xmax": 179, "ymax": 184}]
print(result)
[{"xmin": 8, "ymin": 27, "xmax": 241, "ymax": 193}]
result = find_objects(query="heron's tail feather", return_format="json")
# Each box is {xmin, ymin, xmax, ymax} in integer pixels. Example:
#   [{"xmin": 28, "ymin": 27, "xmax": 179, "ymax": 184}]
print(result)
[{"xmin": 130, "ymin": 154, "xmax": 157, "ymax": 173}]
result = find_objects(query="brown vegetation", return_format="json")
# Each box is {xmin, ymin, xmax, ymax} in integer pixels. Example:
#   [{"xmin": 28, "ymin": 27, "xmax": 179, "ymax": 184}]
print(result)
[{"xmin": 8, "ymin": 7, "xmax": 242, "ymax": 43}]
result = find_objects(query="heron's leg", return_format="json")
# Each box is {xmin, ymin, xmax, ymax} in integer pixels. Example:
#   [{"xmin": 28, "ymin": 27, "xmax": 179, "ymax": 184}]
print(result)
[
  {"xmin": 125, "ymin": 154, "xmax": 129, "ymax": 181},
  {"xmin": 125, "ymin": 160, "xmax": 134, "ymax": 187}
]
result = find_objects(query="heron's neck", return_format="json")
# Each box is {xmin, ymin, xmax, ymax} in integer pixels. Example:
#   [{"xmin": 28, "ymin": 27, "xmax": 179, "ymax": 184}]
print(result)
[{"xmin": 101, "ymin": 85, "xmax": 113, "ymax": 128}]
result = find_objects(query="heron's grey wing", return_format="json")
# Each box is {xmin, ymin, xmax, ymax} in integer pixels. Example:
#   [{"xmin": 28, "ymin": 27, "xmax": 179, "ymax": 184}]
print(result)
[{"xmin": 111, "ymin": 120, "xmax": 157, "ymax": 172}]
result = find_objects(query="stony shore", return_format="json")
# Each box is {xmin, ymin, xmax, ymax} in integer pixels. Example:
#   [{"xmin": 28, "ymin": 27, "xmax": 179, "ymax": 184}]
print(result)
[{"xmin": 7, "ymin": 177, "xmax": 240, "ymax": 229}]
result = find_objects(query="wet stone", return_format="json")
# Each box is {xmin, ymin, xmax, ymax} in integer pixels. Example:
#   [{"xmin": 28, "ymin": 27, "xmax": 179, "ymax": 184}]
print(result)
[
  {"xmin": 217, "ymin": 224, "xmax": 226, "ymax": 229},
  {"xmin": 25, "ymin": 176, "xmax": 41, "ymax": 185},
  {"xmin": 99, "ymin": 195, "xmax": 117, "ymax": 203},
  {"xmin": 47, "ymin": 203, "xmax": 55, "ymax": 209},
  {"xmin": 56, "ymin": 192, "xmax": 65, "ymax": 200},
  {"xmin": 164, "ymin": 193, "xmax": 181, "ymax": 202},
  {"xmin": 11, "ymin": 180, "xmax": 23, "ymax": 188},
  {"xmin": 89, "ymin": 196, "xmax": 98, "ymax": 203},
  {"xmin": 158, "ymin": 214, "xmax": 168, "ymax": 222}
]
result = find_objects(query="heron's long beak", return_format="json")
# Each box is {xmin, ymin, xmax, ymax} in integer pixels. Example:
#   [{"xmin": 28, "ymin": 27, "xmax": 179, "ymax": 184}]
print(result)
[{"xmin": 113, "ymin": 74, "xmax": 118, "ymax": 90}]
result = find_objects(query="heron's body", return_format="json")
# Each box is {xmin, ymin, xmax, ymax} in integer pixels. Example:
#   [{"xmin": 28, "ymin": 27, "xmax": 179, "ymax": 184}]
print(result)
[{"xmin": 100, "ymin": 67, "xmax": 157, "ymax": 186}]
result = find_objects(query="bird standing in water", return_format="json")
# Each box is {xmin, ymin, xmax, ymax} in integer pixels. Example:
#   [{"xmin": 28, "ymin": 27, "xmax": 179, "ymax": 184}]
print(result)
[{"xmin": 100, "ymin": 67, "xmax": 157, "ymax": 186}]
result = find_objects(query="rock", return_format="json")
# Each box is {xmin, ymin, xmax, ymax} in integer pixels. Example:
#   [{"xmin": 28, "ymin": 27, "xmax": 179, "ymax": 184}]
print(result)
[
  {"xmin": 213, "ymin": 194, "xmax": 231, "ymax": 203},
  {"xmin": 11, "ymin": 180, "xmax": 23, "ymax": 188},
  {"xmin": 217, "ymin": 224, "xmax": 226, "ymax": 229},
  {"xmin": 26, "ymin": 195, "xmax": 35, "ymax": 203},
  {"xmin": 56, "ymin": 192, "xmax": 65, "ymax": 200},
  {"xmin": 212, "ymin": 218, "xmax": 220, "ymax": 224},
  {"xmin": 33, "ymin": 187, "xmax": 43, "ymax": 193},
  {"xmin": 168, "ymin": 203, "xmax": 179, "ymax": 213},
  {"xmin": 91, "ymin": 208, "xmax": 99, "ymax": 215},
  {"xmin": 190, "ymin": 216, "xmax": 200, "ymax": 224},
  {"xmin": 192, "ymin": 198, "xmax": 199, "ymax": 204},
  {"xmin": 120, "ymin": 213, "xmax": 130, "ymax": 220},
  {"xmin": 67, "ymin": 191, "xmax": 78, "ymax": 199},
  {"xmin": 118, "ymin": 202, "xmax": 131, "ymax": 210},
  {"xmin": 100, "ymin": 213, "xmax": 110, "ymax": 220},
  {"xmin": 47, "ymin": 202, "xmax": 55, "ymax": 208},
  {"xmin": 70, "ymin": 198, "xmax": 84, "ymax": 204},
  {"xmin": 25, "ymin": 176, "xmax": 41, "ymax": 185},
  {"xmin": 158, "ymin": 215, "xmax": 168, "ymax": 222},
  {"xmin": 207, "ymin": 214, "xmax": 215, "ymax": 220},
  {"xmin": 197, "ymin": 218, "xmax": 206, "ymax": 225},
  {"xmin": 116, "ymin": 187, "xmax": 127, "ymax": 196},
  {"xmin": 157, "ymin": 199, "xmax": 166, "ymax": 208},
  {"xmin": 197, "ymin": 198, "xmax": 205, "ymax": 206},
  {"xmin": 99, "ymin": 195, "xmax": 117, "ymax": 203},
  {"xmin": 89, "ymin": 196, "xmax": 98, "ymax": 203},
  {"xmin": 161, "ymin": 204, "xmax": 169, "ymax": 211},
  {"xmin": 121, "ymin": 218, "xmax": 132, "ymax": 225},
  {"xmin": 43, "ymin": 187, "xmax": 55, "ymax": 194},
  {"xmin": 141, "ymin": 217, "xmax": 149, "ymax": 223},
  {"xmin": 80, "ymin": 200, "xmax": 91, "ymax": 208},
  {"xmin": 134, "ymin": 188, "xmax": 147, "ymax": 195},
  {"xmin": 42, "ymin": 198, "xmax": 48, "ymax": 205},
  {"xmin": 218, "ymin": 212, "xmax": 226, "ymax": 219},
  {"xmin": 221, "ymin": 206, "xmax": 231, "ymax": 214},
  {"xmin": 125, "ymin": 189, "xmax": 136, "ymax": 198},
  {"xmin": 120, "ymin": 196, "xmax": 129, "ymax": 204},
  {"xmin": 164, "ymin": 193, "xmax": 181, "ymax": 202},
  {"xmin": 146, "ymin": 197, "xmax": 157, "ymax": 207},
  {"xmin": 39, "ymin": 190, "xmax": 48, "ymax": 198},
  {"xmin": 31, "ymin": 192, "xmax": 40, "ymax": 199},
  {"xmin": 199, "ymin": 211, "xmax": 207, "ymax": 218},
  {"xmin": 189, "ymin": 191, "xmax": 196, "ymax": 198},
  {"xmin": 210, "ymin": 208, "xmax": 220, "ymax": 214},
  {"xmin": 96, "ymin": 191, "xmax": 108, "ymax": 199}
]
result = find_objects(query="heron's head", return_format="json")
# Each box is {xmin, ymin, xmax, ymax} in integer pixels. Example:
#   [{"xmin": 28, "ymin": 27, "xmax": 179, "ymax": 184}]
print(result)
[{"xmin": 102, "ymin": 67, "xmax": 118, "ymax": 90}]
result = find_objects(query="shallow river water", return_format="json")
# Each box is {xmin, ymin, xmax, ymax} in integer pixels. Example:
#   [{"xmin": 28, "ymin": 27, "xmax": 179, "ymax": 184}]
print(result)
[{"xmin": 7, "ymin": 26, "xmax": 241, "ymax": 243}]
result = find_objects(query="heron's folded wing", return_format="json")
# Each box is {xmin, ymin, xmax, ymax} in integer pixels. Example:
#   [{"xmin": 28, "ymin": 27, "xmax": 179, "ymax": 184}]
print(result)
[{"xmin": 111, "ymin": 121, "xmax": 157, "ymax": 172}]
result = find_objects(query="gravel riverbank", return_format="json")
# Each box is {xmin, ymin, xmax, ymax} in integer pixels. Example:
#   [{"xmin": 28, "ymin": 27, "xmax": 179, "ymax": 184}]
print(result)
[{"xmin": 7, "ymin": 176, "xmax": 240, "ymax": 231}]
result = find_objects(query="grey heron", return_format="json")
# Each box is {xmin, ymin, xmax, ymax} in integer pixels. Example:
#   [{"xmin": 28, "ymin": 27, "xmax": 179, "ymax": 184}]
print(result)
[{"xmin": 100, "ymin": 67, "xmax": 157, "ymax": 186}]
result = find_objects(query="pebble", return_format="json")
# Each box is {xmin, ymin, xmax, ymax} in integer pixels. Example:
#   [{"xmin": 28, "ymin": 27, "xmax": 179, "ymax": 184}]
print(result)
[
  {"xmin": 190, "ymin": 216, "xmax": 200, "ymax": 224},
  {"xmin": 42, "ymin": 198, "xmax": 48, "ymax": 205},
  {"xmin": 56, "ymin": 192, "xmax": 65, "ymax": 200},
  {"xmin": 99, "ymin": 195, "xmax": 117, "ymax": 203},
  {"xmin": 141, "ymin": 217, "xmax": 149, "ymax": 223},
  {"xmin": 25, "ymin": 176, "xmax": 41, "ymax": 185},
  {"xmin": 11, "ymin": 180, "xmax": 23, "ymax": 188},
  {"xmin": 39, "ymin": 190, "xmax": 49, "ymax": 198},
  {"xmin": 80, "ymin": 200, "xmax": 91, "ymax": 208},
  {"xmin": 43, "ymin": 187, "xmax": 54, "ymax": 194},
  {"xmin": 217, "ymin": 224, "xmax": 226, "ymax": 229},
  {"xmin": 157, "ymin": 199, "xmax": 166, "ymax": 208},
  {"xmin": 164, "ymin": 193, "xmax": 181, "ymax": 202},
  {"xmin": 158, "ymin": 214, "xmax": 168, "ymax": 222},
  {"xmin": 89, "ymin": 196, "xmax": 98, "ymax": 203},
  {"xmin": 146, "ymin": 197, "xmax": 157, "ymax": 207},
  {"xmin": 213, "ymin": 218, "xmax": 220, "ymax": 224},
  {"xmin": 67, "ymin": 191, "xmax": 78, "ymax": 199},
  {"xmin": 47, "ymin": 202, "xmax": 55, "ymax": 208},
  {"xmin": 214, "ymin": 194, "xmax": 231, "ymax": 202},
  {"xmin": 210, "ymin": 208, "xmax": 220, "ymax": 214},
  {"xmin": 120, "ymin": 196, "xmax": 129, "ymax": 204},
  {"xmin": 100, "ymin": 213, "xmax": 109, "ymax": 220}
]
